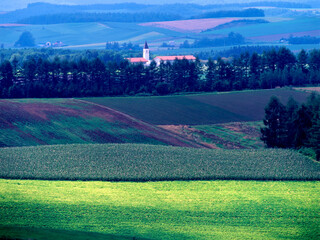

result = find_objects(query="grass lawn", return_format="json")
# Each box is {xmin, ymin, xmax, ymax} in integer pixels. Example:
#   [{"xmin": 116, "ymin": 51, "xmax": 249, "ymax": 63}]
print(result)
[{"xmin": 0, "ymin": 179, "xmax": 319, "ymax": 240}]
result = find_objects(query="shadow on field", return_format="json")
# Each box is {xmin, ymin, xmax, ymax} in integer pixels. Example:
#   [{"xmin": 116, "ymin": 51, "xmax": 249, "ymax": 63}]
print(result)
[{"xmin": 0, "ymin": 226, "xmax": 150, "ymax": 240}]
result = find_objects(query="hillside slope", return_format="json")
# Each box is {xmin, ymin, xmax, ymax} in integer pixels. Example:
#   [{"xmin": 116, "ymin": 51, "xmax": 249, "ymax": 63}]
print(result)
[{"xmin": 0, "ymin": 98, "xmax": 202, "ymax": 148}]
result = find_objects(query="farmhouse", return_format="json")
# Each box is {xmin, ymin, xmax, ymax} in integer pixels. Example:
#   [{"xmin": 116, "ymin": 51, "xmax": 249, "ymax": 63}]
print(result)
[{"xmin": 126, "ymin": 41, "xmax": 196, "ymax": 66}]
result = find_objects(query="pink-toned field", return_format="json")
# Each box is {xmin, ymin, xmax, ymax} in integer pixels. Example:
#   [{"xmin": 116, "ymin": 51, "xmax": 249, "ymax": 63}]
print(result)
[
  {"xmin": 294, "ymin": 87, "xmax": 320, "ymax": 93},
  {"xmin": 0, "ymin": 23, "xmax": 29, "ymax": 27},
  {"xmin": 250, "ymin": 30, "xmax": 320, "ymax": 42},
  {"xmin": 140, "ymin": 18, "xmax": 240, "ymax": 33}
]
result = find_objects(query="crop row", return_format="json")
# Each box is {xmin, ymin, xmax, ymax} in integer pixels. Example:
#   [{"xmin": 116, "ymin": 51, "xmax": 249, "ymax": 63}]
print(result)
[{"xmin": 1, "ymin": 143, "xmax": 319, "ymax": 181}]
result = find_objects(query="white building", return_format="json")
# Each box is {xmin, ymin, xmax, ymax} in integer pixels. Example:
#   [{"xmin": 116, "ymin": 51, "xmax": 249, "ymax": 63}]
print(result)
[{"xmin": 127, "ymin": 41, "xmax": 196, "ymax": 66}]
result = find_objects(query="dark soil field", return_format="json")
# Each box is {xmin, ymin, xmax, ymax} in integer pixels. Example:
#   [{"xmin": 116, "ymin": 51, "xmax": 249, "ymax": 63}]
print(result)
[
  {"xmin": 84, "ymin": 89, "xmax": 310, "ymax": 125},
  {"xmin": 0, "ymin": 98, "xmax": 202, "ymax": 148}
]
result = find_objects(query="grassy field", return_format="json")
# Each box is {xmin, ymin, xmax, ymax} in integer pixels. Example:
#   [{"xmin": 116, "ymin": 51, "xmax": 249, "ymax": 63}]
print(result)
[
  {"xmin": 193, "ymin": 121, "xmax": 264, "ymax": 149},
  {"xmin": 1, "ymin": 17, "xmax": 318, "ymax": 49},
  {"xmin": 1, "ymin": 143, "xmax": 319, "ymax": 181},
  {"xmin": 202, "ymin": 17, "xmax": 320, "ymax": 40},
  {"xmin": 83, "ymin": 89, "xmax": 310, "ymax": 125},
  {"xmin": 0, "ymin": 179, "xmax": 319, "ymax": 240},
  {"xmin": 0, "ymin": 21, "xmax": 184, "ymax": 48},
  {"xmin": 159, "ymin": 121, "xmax": 264, "ymax": 149}
]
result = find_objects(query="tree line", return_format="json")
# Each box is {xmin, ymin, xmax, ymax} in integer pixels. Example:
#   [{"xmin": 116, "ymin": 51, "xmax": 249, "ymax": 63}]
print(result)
[
  {"xmin": 17, "ymin": 12, "xmax": 182, "ymax": 24},
  {"xmin": 287, "ymin": 35, "xmax": 320, "ymax": 45},
  {"xmin": 191, "ymin": 8, "xmax": 265, "ymax": 19},
  {"xmin": 261, "ymin": 93, "xmax": 320, "ymax": 160},
  {"xmin": 180, "ymin": 33, "xmax": 245, "ymax": 49},
  {"xmin": 0, "ymin": 47, "xmax": 320, "ymax": 99}
]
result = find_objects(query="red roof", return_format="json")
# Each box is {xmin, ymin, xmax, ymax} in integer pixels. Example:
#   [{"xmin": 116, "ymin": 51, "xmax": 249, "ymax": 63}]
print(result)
[
  {"xmin": 126, "ymin": 57, "xmax": 148, "ymax": 63},
  {"xmin": 154, "ymin": 55, "xmax": 196, "ymax": 61}
]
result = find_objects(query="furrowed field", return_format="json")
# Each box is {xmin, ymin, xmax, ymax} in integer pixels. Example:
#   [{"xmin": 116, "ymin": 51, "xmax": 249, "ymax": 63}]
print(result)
[
  {"xmin": 0, "ymin": 180, "xmax": 319, "ymax": 240},
  {"xmin": 1, "ymin": 144, "xmax": 319, "ymax": 181}
]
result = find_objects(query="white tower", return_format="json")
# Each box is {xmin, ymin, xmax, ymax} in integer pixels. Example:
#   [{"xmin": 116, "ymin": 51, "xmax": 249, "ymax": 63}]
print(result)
[{"xmin": 143, "ymin": 41, "xmax": 150, "ymax": 61}]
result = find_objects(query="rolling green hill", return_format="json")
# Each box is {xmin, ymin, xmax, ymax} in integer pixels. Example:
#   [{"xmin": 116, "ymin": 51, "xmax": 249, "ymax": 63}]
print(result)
[
  {"xmin": 0, "ymin": 22, "xmax": 184, "ymax": 48},
  {"xmin": 202, "ymin": 17, "xmax": 320, "ymax": 40},
  {"xmin": 1, "ymin": 143, "xmax": 319, "ymax": 181},
  {"xmin": 84, "ymin": 89, "xmax": 310, "ymax": 125}
]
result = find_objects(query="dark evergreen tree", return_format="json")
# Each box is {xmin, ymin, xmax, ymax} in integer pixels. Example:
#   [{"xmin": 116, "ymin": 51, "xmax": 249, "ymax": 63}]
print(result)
[
  {"xmin": 277, "ymin": 47, "xmax": 296, "ymax": 70},
  {"xmin": 285, "ymin": 97, "xmax": 299, "ymax": 147},
  {"xmin": 297, "ymin": 49, "xmax": 308, "ymax": 73},
  {"xmin": 205, "ymin": 59, "xmax": 215, "ymax": 91},
  {"xmin": 308, "ymin": 116, "xmax": 320, "ymax": 161},
  {"xmin": 14, "ymin": 31, "xmax": 36, "ymax": 47},
  {"xmin": 0, "ymin": 60, "xmax": 14, "ymax": 89},
  {"xmin": 261, "ymin": 96, "xmax": 288, "ymax": 148},
  {"xmin": 309, "ymin": 49, "xmax": 320, "ymax": 71},
  {"xmin": 293, "ymin": 104, "xmax": 313, "ymax": 148}
]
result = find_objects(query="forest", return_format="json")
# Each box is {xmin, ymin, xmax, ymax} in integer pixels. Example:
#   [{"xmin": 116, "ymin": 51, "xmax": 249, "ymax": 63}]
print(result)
[{"xmin": 0, "ymin": 47, "xmax": 319, "ymax": 99}]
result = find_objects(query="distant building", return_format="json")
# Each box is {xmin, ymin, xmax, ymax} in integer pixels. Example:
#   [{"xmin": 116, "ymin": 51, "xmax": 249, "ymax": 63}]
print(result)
[
  {"xmin": 153, "ymin": 55, "xmax": 196, "ymax": 65},
  {"xmin": 126, "ymin": 41, "xmax": 196, "ymax": 66},
  {"xmin": 43, "ymin": 41, "xmax": 65, "ymax": 48}
]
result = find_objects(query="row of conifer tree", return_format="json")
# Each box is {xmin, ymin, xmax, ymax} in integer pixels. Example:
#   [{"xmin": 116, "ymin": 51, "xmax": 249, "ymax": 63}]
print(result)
[
  {"xmin": 261, "ymin": 93, "xmax": 320, "ymax": 160},
  {"xmin": 0, "ymin": 47, "xmax": 319, "ymax": 98}
]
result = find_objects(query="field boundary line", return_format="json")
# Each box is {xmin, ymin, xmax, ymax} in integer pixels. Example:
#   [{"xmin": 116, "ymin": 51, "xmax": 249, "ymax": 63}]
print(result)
[{"xmin": 73, "ymin": 98, "xmax": 209, "ymax": 148}]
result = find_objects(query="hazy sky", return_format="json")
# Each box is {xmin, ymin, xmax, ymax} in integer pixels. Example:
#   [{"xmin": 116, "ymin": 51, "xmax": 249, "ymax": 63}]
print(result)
[{"xmin": 0, "ymin": 0, "xmax": 314, "ymax": 11}]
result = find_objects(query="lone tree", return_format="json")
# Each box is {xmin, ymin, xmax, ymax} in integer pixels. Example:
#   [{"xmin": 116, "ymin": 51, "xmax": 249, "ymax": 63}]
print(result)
[{"xmin": 14, "ymin": 31, "xmax": 36, "ymax": 47}]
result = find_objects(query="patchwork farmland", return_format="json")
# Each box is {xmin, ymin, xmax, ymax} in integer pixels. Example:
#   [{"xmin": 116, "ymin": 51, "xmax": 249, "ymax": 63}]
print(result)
[
  {"xmin": 0, "ymin": 89, "xmax": 310, "ymax": 148},
  {"xmin": 140, "ymin": 18, "xmax": 241, "ymax": 33},
  {"xmin": 1, "ymin": 2, "xmax": 320, "ymax": 239},
  {"xmin": 0, "ymin": 90, "xmax": 319, "ymax": 240}
]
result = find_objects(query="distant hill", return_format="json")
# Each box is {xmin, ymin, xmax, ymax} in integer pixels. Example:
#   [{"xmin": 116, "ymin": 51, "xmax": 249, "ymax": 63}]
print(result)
[
  {"xmin": 0, "ymin": 1, "xmax": 314, "ymax": 12},
  {"xmin": 0, "ymin": 1, "xmax": 312, "ymax": 23}
]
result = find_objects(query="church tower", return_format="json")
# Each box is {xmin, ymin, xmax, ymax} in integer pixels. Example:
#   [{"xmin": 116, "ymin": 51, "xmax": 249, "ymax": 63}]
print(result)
[{"xmin": 143, "ymin": 41, "xmax": 150, "ymax": 61}]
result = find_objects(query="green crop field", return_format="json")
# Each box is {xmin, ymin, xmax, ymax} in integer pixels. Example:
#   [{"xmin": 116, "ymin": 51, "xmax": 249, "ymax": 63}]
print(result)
[
  {"xmin": 1, "ymin": 143, "xmax": 319, "ymax": 181},
  {"xmin": 83, "ymin": 89, "xmax": 310, "ymax": 125},
  {"xmin": 0, "ymin": 179, "xmax": 319, "ymax": 240},
  {"xmin": 0, "ymin": 22, "xmax": 184, "ymax": 48}
]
